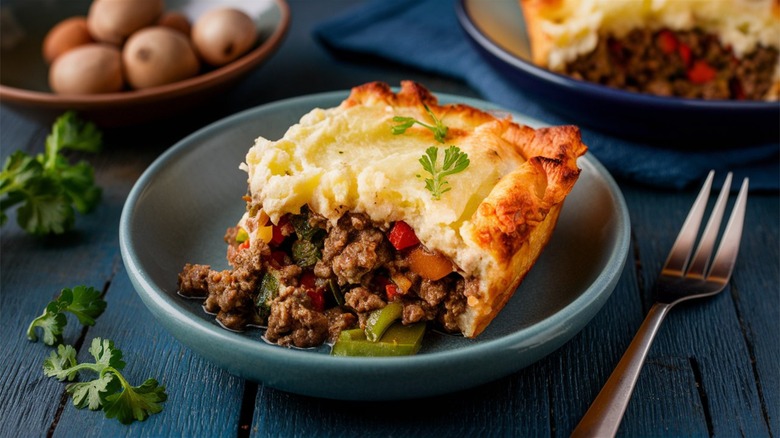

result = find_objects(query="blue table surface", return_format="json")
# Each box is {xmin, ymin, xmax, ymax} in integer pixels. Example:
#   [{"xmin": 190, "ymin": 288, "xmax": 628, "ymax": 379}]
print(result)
[{"xmin": 2, "ymin": 1, "xmax": 778, "ymax": 437}]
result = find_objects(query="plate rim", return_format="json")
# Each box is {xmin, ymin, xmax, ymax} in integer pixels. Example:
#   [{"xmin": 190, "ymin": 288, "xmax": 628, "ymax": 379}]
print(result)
[
  {"xmin": 119, "ymin": 89, "xmax": 631, "ymax": 399},
  {"xmin": 455, "ymin": 0, "xmax": 779, "ymax": 112}
]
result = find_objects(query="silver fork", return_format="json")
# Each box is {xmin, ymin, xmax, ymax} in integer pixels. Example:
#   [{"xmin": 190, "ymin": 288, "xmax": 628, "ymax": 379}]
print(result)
[{"xmin": 571, "ymin": 170, "xmax": 749, "ymax": 438}]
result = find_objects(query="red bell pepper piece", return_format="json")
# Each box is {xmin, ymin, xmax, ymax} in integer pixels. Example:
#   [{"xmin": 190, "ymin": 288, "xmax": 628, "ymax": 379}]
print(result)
[
  {"xmin": 306, "ymin": 289, "xmax": 325, "ymax": 312},
  {"xmin": 301, "ymin": 271, "xmax": 317, "ymax": 289},
  {"xmin": 687, "ymin": 60, "xmax": 717, "ymax": 84},
  {"xmin": 657, "ymin": 29, "xmax": 678, "ymax": 54},
  {"xmin": 270, "ymin": 250, "xmax": 287, "ymax": 266},
  {"xmin": 300, "ymin": 271, "xmax": 325, "ymax": 312},
  {"xmin": 374, "ymin": 275, "xmax": 396, "ymax": 300},
  {"xmin": 387, "ymin": 221, "xmax": 420, "ymax": 250},
  {"xmin": 238, "ymin": 240, "xmax": 250, "ymax": 250},
  {"xmin": 270, "ymin": 216, "xmax": 289, "ymax": 246},
  {"xmin": 385, "ymin": 284, "xmax": 399, "ymax": 301},
  {"xmin": 678, "ymin": 43, "xmax": 692, "ymax": 66},
  {"xmin": 271, "ymin": 226, "xmax": 285, "ymax": 245}
]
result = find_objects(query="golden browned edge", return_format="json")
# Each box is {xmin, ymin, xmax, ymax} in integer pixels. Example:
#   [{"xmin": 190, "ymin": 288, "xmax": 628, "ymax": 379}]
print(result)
[
  {"xmin": 518, "ymin": 0, "xmax": 562, "ymax": 68},
  {"xmin": 468, "ymin": 203, "xmax": 564, "ymax": 337},
  {"xmin": 464, "ymin": 125, "xmax": 585, "ymax": 337},
  {"xmin": 342, "ymin": 81, "xmax": 587, "ymax": 338}
]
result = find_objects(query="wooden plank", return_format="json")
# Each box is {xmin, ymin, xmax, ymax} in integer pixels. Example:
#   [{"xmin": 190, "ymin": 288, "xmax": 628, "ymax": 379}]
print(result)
[
  {"xmin": 620, "ymin": 356, "xmax": 709, "ymax": 436},
  {"xmin": 0, "ymin": 111, "xmax": 44, "ymax": 158},
  {"xmin": 729, "ymin": 195, "xmax": 780, "ymax": 436},
  {"xmin": 249, "ymin": 365, "xmax": 551, "ymax": 437}
]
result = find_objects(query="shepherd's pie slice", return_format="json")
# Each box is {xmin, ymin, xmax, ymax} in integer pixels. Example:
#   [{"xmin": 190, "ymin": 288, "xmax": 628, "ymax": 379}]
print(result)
[{"xmin": 178, "ymin": 81, "xmax": 587, "ymax": 348}]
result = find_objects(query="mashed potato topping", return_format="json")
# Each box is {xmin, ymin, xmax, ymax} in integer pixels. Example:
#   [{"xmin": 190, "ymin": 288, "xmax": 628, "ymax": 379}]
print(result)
[{"xmin": 242, "ymin": 88, "xmax": 526, "ymax": 277}]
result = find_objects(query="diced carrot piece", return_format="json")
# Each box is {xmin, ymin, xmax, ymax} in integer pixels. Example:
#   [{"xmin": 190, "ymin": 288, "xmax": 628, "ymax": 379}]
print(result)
[
  {"xmin": 408, "ymin": 246, "xmax": 453, "ymax": 281},
  {"xmin": 390, "ymin": 273, "xmax": 412, "ymax": 293}
]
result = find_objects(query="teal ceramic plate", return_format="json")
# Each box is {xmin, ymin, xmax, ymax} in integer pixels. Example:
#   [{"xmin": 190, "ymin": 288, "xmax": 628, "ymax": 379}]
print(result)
[{"xmin": 119, "ymin": 91, "xmax": 630, "ymax": 400}]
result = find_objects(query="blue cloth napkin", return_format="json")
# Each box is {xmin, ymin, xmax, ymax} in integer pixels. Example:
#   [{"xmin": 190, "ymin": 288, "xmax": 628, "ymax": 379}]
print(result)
[{"xmin": 314, "ymin": 0, "xmax": 779, "ymax": 191}]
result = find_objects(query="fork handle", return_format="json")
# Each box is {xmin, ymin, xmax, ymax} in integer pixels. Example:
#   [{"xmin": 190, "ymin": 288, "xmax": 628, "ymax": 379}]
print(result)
[{"xmin": 571, "ymin": 302, "xmax": 673, "ymax": 438}]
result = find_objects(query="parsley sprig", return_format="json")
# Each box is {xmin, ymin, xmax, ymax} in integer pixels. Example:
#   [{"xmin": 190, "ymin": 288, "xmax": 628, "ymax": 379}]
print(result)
[
  {"xmin": 27, "ymin": 286, "xmax": 107, "ymax": 345},
  {"xmin": 1, "ymin": 111, "xmax": 102, "ymax": 235},
  {"xmin": 392, "ymin": 104, "xmax": 448, "ymax": 143},
  {"xmin": 391, "ymin": 103, "xmax": 470, "ymax": 200},
  {"xmin": 43, "ymin": 338, "xmax": 168, "ymax": 424},
  {"xmin": 418, "ymin": 146, "xmax": 470, "ymax": 200}
]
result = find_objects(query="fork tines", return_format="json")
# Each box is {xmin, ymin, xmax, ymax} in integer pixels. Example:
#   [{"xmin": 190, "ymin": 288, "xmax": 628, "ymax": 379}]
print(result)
[{"xmin": 661, "ymin": 170, "xmax": 749, "ymax": 282}]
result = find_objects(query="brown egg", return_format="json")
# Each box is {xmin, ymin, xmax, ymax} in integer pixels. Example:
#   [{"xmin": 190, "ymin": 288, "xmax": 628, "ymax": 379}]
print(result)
[
  {"xmin": 42, "ymin": 16, "xmax": 94, "ymax": 64},
  {"xmin": 191, "ymin": 8, "xmax": 257, "ymax": 66},
  {"xmin": 87, "ymin": 0, "xmax": 164, "ymax": 45},
  {"xmin": 157, "ymin": 11, "xmax": 191, "ymax": 36},
  {"xmin": 122, "ymin": 26, "xmax": 200, "ymax": 89},
  {"xmin": 49, "ymin": 43, "xmax": 124, "ymax": 94}
]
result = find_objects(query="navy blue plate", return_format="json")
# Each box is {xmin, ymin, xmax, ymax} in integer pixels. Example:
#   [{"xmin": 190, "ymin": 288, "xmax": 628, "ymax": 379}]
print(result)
[{"xmin": 456, "ymin": 0, "xmax": 780, "ymax": 146}]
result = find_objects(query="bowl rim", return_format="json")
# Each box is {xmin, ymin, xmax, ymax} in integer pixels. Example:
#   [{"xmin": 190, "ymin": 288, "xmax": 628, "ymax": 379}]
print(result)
[{"xmin": 0, "ymin": 0, "xmax": 290, "ymax": 108}]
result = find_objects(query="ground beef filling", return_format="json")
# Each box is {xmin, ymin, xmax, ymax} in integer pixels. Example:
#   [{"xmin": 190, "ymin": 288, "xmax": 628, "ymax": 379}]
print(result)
[
  {"xmin": 564, "ymin": 27, "xmax": 778, "ymax": 100},
  {"xmin": 178, "ymin": 210, "xmax": 469, "ymax": 348}
]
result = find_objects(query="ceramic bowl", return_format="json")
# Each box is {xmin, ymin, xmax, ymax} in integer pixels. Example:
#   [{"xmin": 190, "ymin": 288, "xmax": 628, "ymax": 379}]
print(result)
[{"xmin": 0, "ymin": 0, "xmax": 289, "ymax": 127}]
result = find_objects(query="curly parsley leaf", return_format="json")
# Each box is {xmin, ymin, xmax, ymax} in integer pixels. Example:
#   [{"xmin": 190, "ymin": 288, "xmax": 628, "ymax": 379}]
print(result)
[
  {"xmin": 103, "ymin": 377, "xmax": 168, "ymax": 424},
  {"xmin": 68, "ymin": 373, "xmax": 116, "ymax": 410},
  {"xmin": 45, "ymin": 110, "xmax": 102, "ymax": 157},
  {"xmin": 0, "ymin": 111, "xmax": 102, "ymax": 235},
  {"xmin": 418, "ymin": 146, "xmax": 470, "ymax": 200},
  {"xmin": 54, "ymin": 156, "xmax": 101, "ymax": 214},
  {"xmin": 391, "ymin": 105, "xmax": 469, "ymax": 199},
  {"xmin": 88, "ymin": 337, "xmax": 126, "ymax": 370},
  {"xmin": 43, "ymin": 337, "xmax": 168, "ymax": 424},
  {"xmin": 29, "ymin": 304, "xmax": 68, "ymax": 346},
  {"xmin": 27, "ymin": 286, "xmax": 107, "ymax": 345},
  {"xmin": 43, "ymin": 344, "xmax": 79, "ymax": 381},
  {"xmin": 65, "ymin": 285, "xmax": 108, "ymax": 326},
  {"xmin": 392, "ymin": 104, "xmax": 448, "ymax": 143}
]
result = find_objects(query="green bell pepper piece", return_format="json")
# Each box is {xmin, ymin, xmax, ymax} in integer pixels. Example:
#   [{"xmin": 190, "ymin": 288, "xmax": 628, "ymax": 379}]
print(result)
[
  {"xmin": 331, "ymin": 322, "xmax": 426, "ymax": 357},
  {"xmin": 256, "ymin": 269, "xmax": 281, "ymax": 321},
  {"xmin": 364, "ymin": 301, "xmax": 403, "ymax": 341}
]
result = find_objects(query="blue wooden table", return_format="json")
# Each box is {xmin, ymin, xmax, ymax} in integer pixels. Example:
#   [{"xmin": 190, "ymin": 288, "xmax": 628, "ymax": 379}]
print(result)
[{"xmin": 2, "ymin": 2, "xmax": 778, "ymax": 437}]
